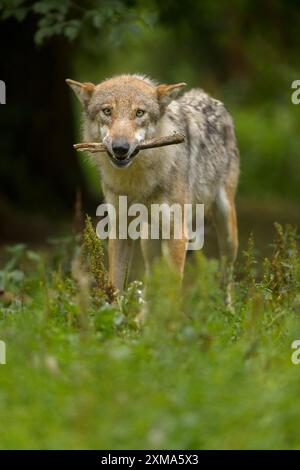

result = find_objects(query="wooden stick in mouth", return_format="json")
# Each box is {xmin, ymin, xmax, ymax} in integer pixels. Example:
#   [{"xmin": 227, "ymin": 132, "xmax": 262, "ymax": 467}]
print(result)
[{"xmin": 73, "ymin": 133, "xmax": 185, "ymax": 154}]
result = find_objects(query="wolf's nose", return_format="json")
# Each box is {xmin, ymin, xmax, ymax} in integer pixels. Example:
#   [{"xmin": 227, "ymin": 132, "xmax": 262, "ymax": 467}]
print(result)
[{"xmin": 112, "ymin": 139, "xmax": 130, "ymax": 159}]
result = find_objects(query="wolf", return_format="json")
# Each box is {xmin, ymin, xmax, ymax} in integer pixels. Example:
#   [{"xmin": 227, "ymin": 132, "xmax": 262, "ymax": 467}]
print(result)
[{"xmin": 66, "ymin": 74, "xmax": 239, "ymax": 307}]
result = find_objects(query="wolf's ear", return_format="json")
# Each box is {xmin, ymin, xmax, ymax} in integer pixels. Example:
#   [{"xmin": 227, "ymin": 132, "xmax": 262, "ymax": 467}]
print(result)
[
  {"xmin": 157, "ymin": 82, "xmax": 186, "ymax": 110},
  {"xmin": 66, "ymin": 79, "xmax": 95, "ymax": 106}
]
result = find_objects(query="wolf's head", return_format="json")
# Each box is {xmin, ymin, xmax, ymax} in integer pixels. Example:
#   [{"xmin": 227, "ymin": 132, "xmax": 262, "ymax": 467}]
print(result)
[{"xmin": 66, "ymin": 74, "xmax": 186, "ymax": 168}]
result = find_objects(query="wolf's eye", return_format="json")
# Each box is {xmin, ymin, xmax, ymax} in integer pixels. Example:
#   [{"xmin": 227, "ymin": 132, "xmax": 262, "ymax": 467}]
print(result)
[
  {"xmin": 136, "ymin": 109, "xmax": 145, "ymax": 118},
  {"xmin": 102, "ymin": 108, "xmax": 111, "ymax": 116}
]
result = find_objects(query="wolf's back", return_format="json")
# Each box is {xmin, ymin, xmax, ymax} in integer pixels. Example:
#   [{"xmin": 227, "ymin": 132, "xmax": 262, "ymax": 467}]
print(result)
[{"xmin": 166, "ymin": 88, "xmax": 239, "ymax": 204}]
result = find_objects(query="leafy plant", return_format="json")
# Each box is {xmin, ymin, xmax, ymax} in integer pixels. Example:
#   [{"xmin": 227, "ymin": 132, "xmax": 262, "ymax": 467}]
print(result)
[
  {"xmin": 0, "ymin": 0, "xmax": 156, "ymax": 45},
  {"xmin": 82, "ymin": 215, "xmax": 114, "ymax": 303},
  {"xmin": 0, "ymin": 224, "xmax": 300, "ymax": 448}
]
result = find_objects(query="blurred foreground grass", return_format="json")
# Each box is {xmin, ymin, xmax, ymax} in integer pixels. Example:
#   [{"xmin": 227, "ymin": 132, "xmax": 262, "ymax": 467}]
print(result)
[{"xmin": 0, "ymin": 223, "xmax": 300, "ymax": 449}]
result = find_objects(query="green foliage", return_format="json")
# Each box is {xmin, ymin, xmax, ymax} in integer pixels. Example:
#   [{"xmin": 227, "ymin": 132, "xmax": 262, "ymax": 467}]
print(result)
[
  {"xmin": 262, "ymin": 223, "xmax": 300, "ymax": 305},
  {"xmin": 242, "ymin": 233, "xmax": 257, "ymax": 292},
  {"xmin": 82, "ymin": 215, "xmax": 106, "ymax": 290},
  {"xmin": 82, "ymin": 215, "xmax": 114, "ymax": 303},
  {"xmin": 234, "ymin": 104, "xmax": 300, "ymax": 201},
  {"xmin": 0, "ymin": 0, "xmax": 30, "ymax": 22},
  {"xmin": 0, "ymin": 0, "xmax": 155, "ymax": 45},
  {"xmin": 0, "ymin": 225, "xmax": 300, "ymax": 448}
]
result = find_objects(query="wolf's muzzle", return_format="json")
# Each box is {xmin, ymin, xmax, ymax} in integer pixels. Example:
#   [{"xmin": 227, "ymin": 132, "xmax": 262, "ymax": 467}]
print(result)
[
  {"xmin": 112, "ymin": 138, "xmax": 130, "ymax": 160},
  {"xmin": 106, "ymin": 138, "xmax": 140, "ymax": 168}
]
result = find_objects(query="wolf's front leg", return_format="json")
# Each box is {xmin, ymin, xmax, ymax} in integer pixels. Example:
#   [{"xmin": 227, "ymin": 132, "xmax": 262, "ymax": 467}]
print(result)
[
  {"xmin": 141, "ymin": 237, "xmax": 187, "ymax": 279},
  {"xmin": 163, "ymin": 237, "xmax": 187, "ymax": 279},
  {"xmin": 140, "ymin": 238, "xmax": 162, "ymax": 276},
  {"xmin": 108, "ymin": 238, "xmax": 134, "ymax": 291}
]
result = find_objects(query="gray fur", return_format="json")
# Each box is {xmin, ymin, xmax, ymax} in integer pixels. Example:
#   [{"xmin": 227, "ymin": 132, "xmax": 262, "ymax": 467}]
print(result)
[{"xmin": 164, "ymin": 88, "xmax": 239, "ymax": 209}]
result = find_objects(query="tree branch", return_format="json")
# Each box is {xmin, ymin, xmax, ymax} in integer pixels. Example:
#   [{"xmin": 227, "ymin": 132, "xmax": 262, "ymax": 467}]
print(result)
[{"xmin": 73, "ymin": 133, "xmax": 185, "ymax": 154}]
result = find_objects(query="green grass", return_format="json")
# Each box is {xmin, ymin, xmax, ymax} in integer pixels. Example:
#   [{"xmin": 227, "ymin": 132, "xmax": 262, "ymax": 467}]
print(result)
[{"xmin": 0, "ymin": 224, "xmax": 300, "ymax": 449}]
